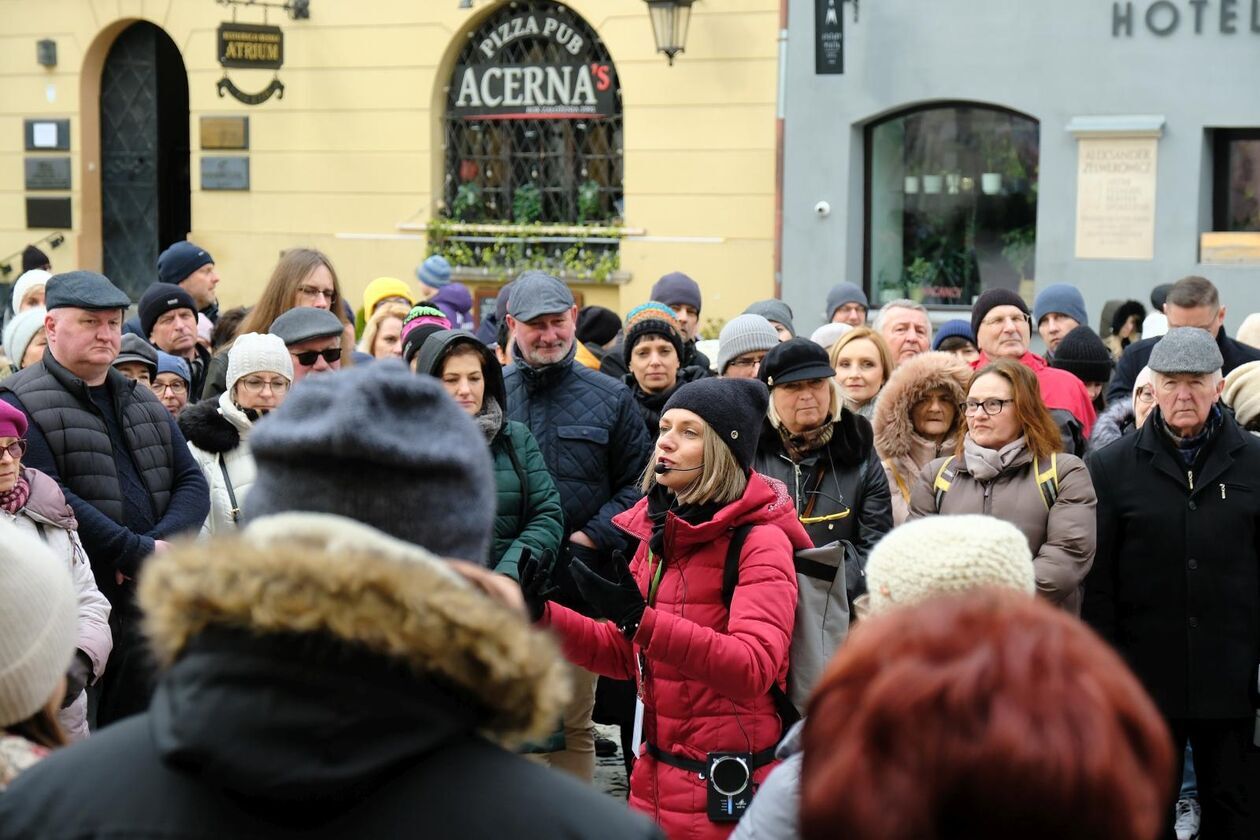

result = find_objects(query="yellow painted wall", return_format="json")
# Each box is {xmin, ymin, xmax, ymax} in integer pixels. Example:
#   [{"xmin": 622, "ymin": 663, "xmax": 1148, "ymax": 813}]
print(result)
[{"xmin": 0, "ymin": 0, "xmax": 779, "ymax": 326}]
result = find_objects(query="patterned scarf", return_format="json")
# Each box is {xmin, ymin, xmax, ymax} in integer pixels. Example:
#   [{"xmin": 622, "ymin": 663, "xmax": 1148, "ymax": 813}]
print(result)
[
  {"xmin": 475, "ymin": 397, "xmax": 505, "ymax": 443},
  {"xmin": 0, "ymin": 475, "xmax": 31, "ymax": 515},
  {"xmin": 1160, "ymin": 403, "xmax": 1223, "ymax": 467},
  {"xmin": 777, "ymin": 416, "xmax": 836, "ymax": 462}
]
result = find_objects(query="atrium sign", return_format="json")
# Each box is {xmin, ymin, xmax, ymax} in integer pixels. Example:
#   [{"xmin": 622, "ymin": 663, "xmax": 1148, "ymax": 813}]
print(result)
[
  {"xmin": 216, "ymin": 23, "xmax": 285, "ymax": 105},
  {"xmin": 1112, "ymin": 0, "xmax": 1260, "ymax": 35}
]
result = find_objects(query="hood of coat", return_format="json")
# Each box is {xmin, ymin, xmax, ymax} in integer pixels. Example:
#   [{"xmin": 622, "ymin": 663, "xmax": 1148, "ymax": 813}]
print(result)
[
  {"xmin": 177, "ymin": 393, "xmax": 243, "ymax": 454},
  {"xmin": 18, "ymin": 467, "xmax": 76, "ymax": 529},
  {"xmin": 427, "ymin": 283, "xmax": 473, "ymax": 315},
  {"xmin": 757, "ymin": 403, "xmax": 874, "ymax": 469},
  {"xmin": 614, "ymin": 469, "xmax": 813, "ymax": 552},
  {"xmin": 414, "ymin": 330, "xmax": 507, "ymax": 426},
  {"xmin": 872, "ymin": 351, "xmax": 971, "ymax": 463},
  {"xmin": 139, "ymin": 512, "xmax": 570, "ymax": 804}
]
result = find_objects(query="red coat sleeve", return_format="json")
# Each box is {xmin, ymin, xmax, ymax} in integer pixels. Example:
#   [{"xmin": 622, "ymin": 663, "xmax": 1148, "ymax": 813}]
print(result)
[
  {"xmin": 543, "ymin": 602, "xmax": 638, "ymax": 681},
  {"xmin": 634, "ymin": 525, "xmax": 797, "ymax": 701}
]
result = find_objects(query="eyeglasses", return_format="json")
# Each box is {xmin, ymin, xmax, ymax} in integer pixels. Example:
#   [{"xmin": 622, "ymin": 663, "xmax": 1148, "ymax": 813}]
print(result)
[
  {"xmin": 0, "ymin": 439, "xmax": 28, "ymax": 461},
  {"xmin": 237, "ymin": 376, "xmax": 290, "ymax": 394},
  {"xmin": 727, "ymin": 354, "xmax": 766, "ymax": 369},
  {"xmin": 1135, "ymin": 386, "xmax": 1155, "ymax": 404},
  {"xmin": 962, "ymin": 398, "xmax": 1015, "ymax": 416},
  {"xmin": 296, "ymin": 286, "xmax": 335, "ymax": 301},
  {"xmin": 835, "ymin": 303, "xmax": 866, "ymax": 315},
  {"xmin": 292, "ymin": 347, "xmax": 342, "ymax": 366},
  {"xmin": 150, "ymin": 380, "xmax": 188, "ymax": 396}
]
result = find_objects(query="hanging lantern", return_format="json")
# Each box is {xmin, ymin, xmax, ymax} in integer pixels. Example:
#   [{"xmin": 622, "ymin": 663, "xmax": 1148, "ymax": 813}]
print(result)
[{"xmin": 645, "ymin": 0, "xmax": 695, "ymax": 66}]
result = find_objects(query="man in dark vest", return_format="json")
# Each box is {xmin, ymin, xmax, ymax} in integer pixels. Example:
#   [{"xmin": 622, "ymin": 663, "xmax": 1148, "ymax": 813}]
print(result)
[{"xmin": 0, "ymin": 271, "xmax": 209, "ymax": 727}]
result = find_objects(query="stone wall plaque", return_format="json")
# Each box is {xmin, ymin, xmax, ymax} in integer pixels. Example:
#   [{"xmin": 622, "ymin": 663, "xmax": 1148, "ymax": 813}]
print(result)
[
  {"xmin": 201, "ymin": 156, "xmax": 250, "ymax": 191},
  {"xmin": 200, "ymin": 116, "xmax": 249, "ymax": 150},
  {"xmin": 26, "ymin": 197, "xmax": 71, "ymax": 229},
  {"xmin": 1074, "ymin": 136, "xmax": 1159, "ymax": 260},
  {"xmin": 24, "ymin": 157, "xmax": 71, "ymax": 190},
  {"xmin": 24, "ymin": 119, "xmax": 70, "ymax": 151}
]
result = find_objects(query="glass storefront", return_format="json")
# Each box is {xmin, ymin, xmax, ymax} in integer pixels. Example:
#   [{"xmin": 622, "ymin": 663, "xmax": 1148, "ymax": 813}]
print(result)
[{"xmin": 866, "ymin": 104, "xmax": 1039, "ymax": 308}]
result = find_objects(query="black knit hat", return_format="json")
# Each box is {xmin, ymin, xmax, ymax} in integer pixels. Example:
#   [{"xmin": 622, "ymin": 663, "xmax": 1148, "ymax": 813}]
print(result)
[
  {"xmin": 970, "ymin": 288, "xmax": 1030, "ymax": 339},
  {"xmin": 662, "ymin": 378, "xmax": 768, "ymax": 473},
  {"xmin": 577, "ymin": 305, "xmax": 621, "ymax": 347},
  {"xmin": 758, "ymin": 336, "xmax": 835, "ymax": 388},
  {"xmin": 21, "ymin": 245, "xmax": 49, "ymax": 273},
  {"xmin": 138, "ymin": 282, "xmax": 196, "ymax": 338},
  {"xmin": 1050, "ymin": 325, "xmax": 1114, "ymax": 384}
]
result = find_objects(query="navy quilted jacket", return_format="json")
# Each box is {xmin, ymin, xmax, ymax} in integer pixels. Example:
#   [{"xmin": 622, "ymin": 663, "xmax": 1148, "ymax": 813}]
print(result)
[{"xmin": 504, "ymin": 344, "xmax": 652, "ymax": 550}]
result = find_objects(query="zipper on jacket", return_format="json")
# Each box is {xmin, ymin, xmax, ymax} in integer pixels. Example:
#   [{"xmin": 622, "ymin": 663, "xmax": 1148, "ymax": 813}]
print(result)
[
  {"xmin": 1188, "ymin": 469, "xmax": 1194, "ymax": 491},
  {"xmin": 982, "ymin": 481, "xmax": 993, "ymax": 516}
]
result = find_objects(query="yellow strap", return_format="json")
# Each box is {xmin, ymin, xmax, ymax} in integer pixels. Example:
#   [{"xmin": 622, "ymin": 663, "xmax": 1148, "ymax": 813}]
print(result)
[
  {"xmin": 932, "ymin": 456, "xmax": 955, "ymax": 494},
  {"xmin": 1033, "ymin": 453, "xmax": 1059, "ymax": 510},
  {"xmin": 889, "ymin": 464, "xmax": 911, "ymax": 503}
]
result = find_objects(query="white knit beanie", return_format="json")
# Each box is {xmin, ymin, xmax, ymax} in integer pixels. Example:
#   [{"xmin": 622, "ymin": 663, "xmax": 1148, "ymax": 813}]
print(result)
[
  {"xmin": 10, "ymin": 269, "xmax": 51, "ymax": 311},
  {"xmin": 2, "ymin": 306, "xmax": 46, "ymax": 369},
  {"xmin": 0, "ymin": 519, "xmax": 77, "ymax": 727},
  {"xmin": 227, "ymin": 332, "xmax": 294, "ymax": 392},
  {"xmin": 865, "ymin": 515, "xmax": 1035, "ymax": 615},
  {"xmin": 717, "ymin": 314, "xmax": 780, "ymax": 374},
  {"xmin": 1224, "ymin": 360, "xmax": 1260, "ymax": 429}
]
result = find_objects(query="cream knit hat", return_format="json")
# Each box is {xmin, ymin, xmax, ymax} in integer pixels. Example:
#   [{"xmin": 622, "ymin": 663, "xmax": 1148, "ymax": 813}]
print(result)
[
  {"xmin": 227, "ymin": 332, "xmax": 294, "ymax": 393},
  {"xmin": 1224, "ymin": 360, "xmax": 1260, "ymax": 430},
  {"xmin": 865, "ymin": 515, "xmax": 1035, "ymax": 615},
  {"xmin": 0, "ymin": 519, "xmax": 77, "ymax": 727}
]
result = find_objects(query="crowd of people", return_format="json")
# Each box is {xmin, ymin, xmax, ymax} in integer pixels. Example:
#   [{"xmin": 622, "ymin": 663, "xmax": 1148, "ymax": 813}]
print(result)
[{"xmin": 0, "ymin": 239, "xmax": 1258, "ymax": 840}]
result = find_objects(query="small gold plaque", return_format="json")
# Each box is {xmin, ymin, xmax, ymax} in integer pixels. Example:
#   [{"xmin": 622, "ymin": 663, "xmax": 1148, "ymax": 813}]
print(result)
[{"xmin": 200, "ymin": 116, "xmax": 249, "ymax": 150}]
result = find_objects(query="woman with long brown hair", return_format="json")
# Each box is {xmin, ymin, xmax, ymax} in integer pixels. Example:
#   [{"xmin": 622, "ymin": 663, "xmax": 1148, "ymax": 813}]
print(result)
[
  {"xmin": 908, "ymin": 358, "xmax": 1097, "ymax": 613},
  {"xmin": 201, "ymin": 248, "xmax": 353, "ymax": 399}
]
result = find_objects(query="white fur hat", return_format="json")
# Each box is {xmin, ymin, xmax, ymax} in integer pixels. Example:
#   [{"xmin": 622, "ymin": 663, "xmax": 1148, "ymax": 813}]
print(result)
[
  {"xmin": 227, "ymin": 332, "xmax": 294, "ymax": 392},
  {"xmin": 0, "ymin": 519, "xmax": 77, "ymax": 727},
  {"xmin": 865, "ymin": 515, "xmax": 1035, "ymax": 615}
]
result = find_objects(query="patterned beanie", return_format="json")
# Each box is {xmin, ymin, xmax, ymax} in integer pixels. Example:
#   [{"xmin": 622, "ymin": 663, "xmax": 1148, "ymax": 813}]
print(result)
[
  {"xmin": 622, "ymin": 301, "xmax": 684, "ymax": 367},
  {"xmin": 400, "ymin": 304, "xmax": 452, "ymax": 363}
]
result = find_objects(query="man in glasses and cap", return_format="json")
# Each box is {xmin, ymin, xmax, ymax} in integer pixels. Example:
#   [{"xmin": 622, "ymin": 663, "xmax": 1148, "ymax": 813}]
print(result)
[
  {"xmin": 269, "ymin": 306, "xmax": 345, "ymax": 384},
  {"xmin": 0, "ymin": 270, "xmax": 209, "ymax": 726}
]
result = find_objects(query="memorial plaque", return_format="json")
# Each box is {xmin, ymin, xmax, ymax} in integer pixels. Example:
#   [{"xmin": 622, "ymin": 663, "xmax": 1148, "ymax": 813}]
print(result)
[
  {"xmin": 24, "ymin": 118, "xmax": 70, "ymax": 151},
  {"xmin": 26, "ymin": 197, "xmax": 71, "ymax": 229},
  {"xmin": 24, "ymin": 157, "xmax": 71, "ymax": 190},
  {"xmin": 1074, "ymin": 137, "xmax": 1158, "ymax": 260},
  {"xmin": 201, "ymin": 156, "xmax": 250, "ymax": 191},
  {"xmin": 200, "ymin": 116, "xmax": 249, "ymax": 150}
]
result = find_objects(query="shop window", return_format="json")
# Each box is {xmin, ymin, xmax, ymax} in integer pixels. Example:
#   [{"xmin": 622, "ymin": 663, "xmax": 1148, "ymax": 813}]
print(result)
[
  {"xmin": 1212, "ymin": 130, "xmax": 1260, "ymax": 232},
  {"xmin": 865, "ymin": 104, "xmax": 1040, "ymax": 308},
  {"xmin": 442, "ymin": 2, "xmax": 623, "ymax": 225}
]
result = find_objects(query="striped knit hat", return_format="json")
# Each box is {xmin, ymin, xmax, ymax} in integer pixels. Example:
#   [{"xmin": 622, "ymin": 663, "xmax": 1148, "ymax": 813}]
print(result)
[
  {"xmin": 622, "ymin": 301, "xmax": 684, "ymax": 366},
  {"xmin": 400, "ymin": 304, "xmax": 452, "ymax": 364}
]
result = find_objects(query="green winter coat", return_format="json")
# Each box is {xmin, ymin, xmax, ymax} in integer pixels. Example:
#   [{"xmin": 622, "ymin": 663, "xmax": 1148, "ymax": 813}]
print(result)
[{"xmin": 415, "ymin": 330, "xmax": 564, "ymax": 578}]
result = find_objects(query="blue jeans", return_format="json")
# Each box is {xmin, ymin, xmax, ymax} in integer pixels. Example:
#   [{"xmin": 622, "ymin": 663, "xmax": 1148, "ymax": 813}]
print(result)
[{"xmin": 1181, "ymin": 743, "xmax": 1198, "ymax": 799}]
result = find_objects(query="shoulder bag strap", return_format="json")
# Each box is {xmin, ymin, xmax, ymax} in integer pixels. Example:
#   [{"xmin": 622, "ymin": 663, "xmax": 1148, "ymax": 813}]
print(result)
[{"xmin": 218, "ymin": 453, "xmax": 240, "ymax": 524}]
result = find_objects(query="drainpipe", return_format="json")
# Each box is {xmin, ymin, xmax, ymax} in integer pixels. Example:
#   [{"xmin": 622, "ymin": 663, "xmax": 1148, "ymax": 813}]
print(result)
[{"xmin": 773, "ymin": 0, "xmax": 789, "ymax": 298}]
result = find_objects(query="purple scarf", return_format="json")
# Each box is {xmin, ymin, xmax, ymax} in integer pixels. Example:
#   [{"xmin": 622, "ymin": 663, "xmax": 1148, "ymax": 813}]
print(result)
[{"xmin": 0, "ymin": 476, "xmax": 30, "ymax": 515}]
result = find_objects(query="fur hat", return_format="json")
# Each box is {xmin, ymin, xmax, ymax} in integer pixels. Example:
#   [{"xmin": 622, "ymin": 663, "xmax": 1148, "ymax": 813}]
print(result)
[
  {"xmin": 1224, "ymin": 361, "xmax": 1260, "ymax": 429},
  {"xmin": 244, "ymin": 361, "xmax": 496, "ymax": 564},
  {"xmin": 0, "ymin": 519, "xmax": 77, "ymax": 728},
  {"xmin": 865, "ymin": 515, "xmax": 1035, "ymax": 615},
  {"xmin": 227, "ymin": 332, "xmax": 293, "ymax": 392},
  {"xmin": 622, "ymin": 302, "xmax": 684, "ymax": 367},
  {"xmin": 872, "ymin": 352, "xmax": 972, "ymax": 462},
  {"xmin": 662, "ymin": 378, "xmax": 769, "ymax": 473}
]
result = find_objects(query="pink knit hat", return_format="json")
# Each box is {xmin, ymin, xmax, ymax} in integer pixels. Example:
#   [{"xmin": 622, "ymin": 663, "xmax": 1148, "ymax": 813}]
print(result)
[{"xmin": 0, "ymin": 401, "xmax": 28, "ymax": 440}]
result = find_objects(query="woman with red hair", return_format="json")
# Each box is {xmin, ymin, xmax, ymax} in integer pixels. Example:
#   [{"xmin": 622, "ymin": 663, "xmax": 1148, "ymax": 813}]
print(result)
[{"xmin": 800, "ymin": 591, "xmax": 1173, "ymax": 840}]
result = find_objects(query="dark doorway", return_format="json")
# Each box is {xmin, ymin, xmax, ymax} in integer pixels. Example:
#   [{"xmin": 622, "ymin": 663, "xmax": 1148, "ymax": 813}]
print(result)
[{"xmin": 100, "ymin": 21, "xmax": 190, "ymax": 299}]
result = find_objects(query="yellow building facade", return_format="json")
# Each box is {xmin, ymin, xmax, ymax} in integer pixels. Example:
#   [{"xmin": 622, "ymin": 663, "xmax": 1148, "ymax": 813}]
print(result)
[{"xmin": 0, "ymin": 0, "xmax": 780, "ymax": 329}]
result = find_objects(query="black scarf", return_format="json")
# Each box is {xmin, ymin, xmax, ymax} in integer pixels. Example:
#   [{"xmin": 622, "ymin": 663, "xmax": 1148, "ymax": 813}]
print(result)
[{"xmin": 646, "ymin": 482, "xmax": 723, "ymax": 565}]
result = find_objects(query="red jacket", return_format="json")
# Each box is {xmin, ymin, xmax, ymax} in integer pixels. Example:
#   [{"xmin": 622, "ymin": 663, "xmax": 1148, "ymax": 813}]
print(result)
[
  {"xmin": 546, "ymin": 471, "xmax": 809, "ymax": 840},
  {"xmin": 974, "ymin": 350, "xmax": 1097, "ymax": 437}
]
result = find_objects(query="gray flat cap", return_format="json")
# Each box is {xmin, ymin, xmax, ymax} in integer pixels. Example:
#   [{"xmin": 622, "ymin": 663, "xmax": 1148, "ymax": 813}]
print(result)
[
  {"xmin": 44, "ymin": 271, "xmax": 130, "ymax": 311},
  {"xmin": 1148, "ymin": 327, "xmax": 1224, "ymax": 375},
  {"xmin": 507, "ymin": 271, "xmax": 574, "ymax": 322},
  {"xmin": 269, "ymin": 306, "xmax": 344, "ymax": 346},
  {"xmin": 112, "ymin": 334, "xmax": 159, "ymax": 379}
]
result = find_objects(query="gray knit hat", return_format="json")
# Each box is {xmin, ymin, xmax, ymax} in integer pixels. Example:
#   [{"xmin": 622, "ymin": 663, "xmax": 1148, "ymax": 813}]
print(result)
[
  {"xmin": 243, "ymin": 361, "xmax": 496, "ymax": 564},
  {"xmin": 2, "ymin": 306, "xmax": 46, "ymax": 370},
  {"xmin": 825, "ymin": 282, "xmax": 868, "ymax": 321},
  {"xmin": 1148, "ymin": 327, "xmax": 1224, "ymax": 375},
  {"xmin": 744, "ymin": 300, "xmax": 795, "ymax": 337},
  {"xmin": 717, "ymin": 314, "xmax": 780, "ymax": 374},
  {"xmin": 0, "ymin": 519, "xmax": 77, "ymax": 727}
]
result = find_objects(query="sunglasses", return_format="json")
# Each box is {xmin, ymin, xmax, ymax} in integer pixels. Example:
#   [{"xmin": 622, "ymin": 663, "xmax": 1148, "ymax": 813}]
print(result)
[{"xmin": 291, "ymin": 347, "xmax": 342, "ymax": 366}]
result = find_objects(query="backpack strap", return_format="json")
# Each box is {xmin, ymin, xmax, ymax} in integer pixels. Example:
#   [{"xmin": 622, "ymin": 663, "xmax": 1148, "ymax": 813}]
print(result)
[
  {"xmin": 218, "ymin": 453, "xmax": 240, "ymax": 524},
  {"xmin": 1033, "ymin": 453, "xmax": 1060, "ymax": 510},
  {"xmin": 932, "ymin": 456, "xmax": 956, "ymax": 511}
]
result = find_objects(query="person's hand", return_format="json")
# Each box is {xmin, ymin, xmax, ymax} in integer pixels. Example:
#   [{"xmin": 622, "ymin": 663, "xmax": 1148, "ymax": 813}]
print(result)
[
  {"xmin": 447, "ymin": 560, "xmax": 527, "ymax": 619},
  {"xmin": 569, "ymin": 531, "xmax": 597, "ymax": 550},
  {"xmin": 61, "ymin": 650, "xmax": 93, "ymax": 708},
  {"xmin": 570, "ymin": 550, "xmax": 646, "ymax": 640},
  {"xmin": 519, "ymin": 548, "xmax": 561, "ymax": 623},
  {"xmin": 153, "ymin": 539, "xmax": 171, "ymax": 553}
]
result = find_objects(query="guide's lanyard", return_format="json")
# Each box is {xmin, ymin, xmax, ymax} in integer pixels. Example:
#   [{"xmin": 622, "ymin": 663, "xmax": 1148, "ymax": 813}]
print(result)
[{"xmin": 632, "ymin": 549, "xmax": 666, "ymax": 757}]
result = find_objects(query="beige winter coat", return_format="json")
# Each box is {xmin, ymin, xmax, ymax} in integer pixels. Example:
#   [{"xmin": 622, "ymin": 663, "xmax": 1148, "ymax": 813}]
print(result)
[{"xmin": 907, "ymin": 441, "xmax": 1097, "ymax": 614}]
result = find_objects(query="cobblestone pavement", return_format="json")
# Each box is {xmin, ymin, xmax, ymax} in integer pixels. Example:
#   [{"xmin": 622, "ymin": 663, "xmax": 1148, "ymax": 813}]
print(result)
[{"xmin": 594, "ymin": 723, "xmax": 629, "ymax": 799}]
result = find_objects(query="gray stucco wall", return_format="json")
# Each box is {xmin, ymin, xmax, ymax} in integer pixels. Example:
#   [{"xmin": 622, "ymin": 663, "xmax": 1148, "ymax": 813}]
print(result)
[{"xmin": 781, "ymin": 0, "xmax": 1260, "ymax": 336}]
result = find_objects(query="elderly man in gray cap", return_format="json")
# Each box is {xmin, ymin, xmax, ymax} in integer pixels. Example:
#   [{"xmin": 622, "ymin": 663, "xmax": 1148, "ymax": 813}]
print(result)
[
  {"xmin": 0, "ymin": 270, "xmax": 209, "ymax": 727},
  {"xmin": 502, "ymin": 270, "xmax": 651, "ymax": 782},
  {"xmin": 1084, "ymin": 327, "xmax": 1260, "ymax": 840},
  {"xmin": 269, "ymin": 306, "xmax": 345, "ymax": 383}
]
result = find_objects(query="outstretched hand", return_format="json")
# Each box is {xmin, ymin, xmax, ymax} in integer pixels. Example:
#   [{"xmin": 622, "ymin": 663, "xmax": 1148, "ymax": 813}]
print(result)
[
  {"xmin": 519, "ymin": 547, "xmax": 561, "ymax": 623},
  {"xmin": 570, "ymin": 550, "xmax": 646, "ymax": 640}
]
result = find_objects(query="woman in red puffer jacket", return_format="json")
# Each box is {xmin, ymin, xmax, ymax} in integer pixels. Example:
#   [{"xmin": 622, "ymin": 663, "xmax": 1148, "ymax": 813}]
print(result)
[{"xmin": 523, "ymin": 378, "xmax": 807, "ymax": 840}]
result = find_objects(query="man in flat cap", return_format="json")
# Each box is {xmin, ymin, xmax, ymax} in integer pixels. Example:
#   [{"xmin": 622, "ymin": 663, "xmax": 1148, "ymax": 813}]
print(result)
[
  {"xmin": 1084, "ymin": 327, "xmax": 1260, "ymax": 839},
  {"xmin": 0, "ymin": 271, "xmax": 209, "ymax": 727},
  {"xmin": 268, "ymin": 306, "xmax": 345, "ymax": 384}
]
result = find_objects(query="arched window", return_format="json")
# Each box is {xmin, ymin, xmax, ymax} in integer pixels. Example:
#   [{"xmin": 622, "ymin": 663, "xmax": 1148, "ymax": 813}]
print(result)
[
  {"xmin": 443, "ymin": 2, "xmax": 623, "ymax": 225},
  {"xmin": 865, "ymin": 104, "xmax": 1039, "ymax": 308}
]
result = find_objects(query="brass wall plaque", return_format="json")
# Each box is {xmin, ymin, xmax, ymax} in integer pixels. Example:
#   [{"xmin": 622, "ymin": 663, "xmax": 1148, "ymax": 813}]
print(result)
[{"xmin": 200, "ymin": 116, "xmax": 249, "ymax": 150}]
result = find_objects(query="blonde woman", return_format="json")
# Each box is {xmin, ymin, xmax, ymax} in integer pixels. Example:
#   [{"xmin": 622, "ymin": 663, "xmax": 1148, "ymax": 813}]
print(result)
[{"xmin": 828, "ymin": 326, "xmax": 893, "ymax": 420}]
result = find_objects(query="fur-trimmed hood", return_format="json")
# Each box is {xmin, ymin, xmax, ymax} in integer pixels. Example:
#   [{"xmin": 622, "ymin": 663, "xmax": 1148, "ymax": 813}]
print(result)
[
  {"xmin": 872, "ymin": 351, "xmax": 971, "ymax": 464},
  {"xmin": 140, "ymin": 513, "xmax": 570, "ymax": 755},
  {"xmin": 177, "ymin": 392, "xmax": 250, "ymax": 454}
]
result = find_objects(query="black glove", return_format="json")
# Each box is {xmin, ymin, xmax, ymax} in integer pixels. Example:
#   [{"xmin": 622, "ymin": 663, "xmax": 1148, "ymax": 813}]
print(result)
[
  {"xmin": 570, "ymin": 550, "xmax": 646, "ymax": 640},
  {"xmin": 61, "ymin": 650, "xmax": 93, "ymax": 709},
  {"xmin": 518, "ymin": 547, "xmax": 561, "ymax": 623}
]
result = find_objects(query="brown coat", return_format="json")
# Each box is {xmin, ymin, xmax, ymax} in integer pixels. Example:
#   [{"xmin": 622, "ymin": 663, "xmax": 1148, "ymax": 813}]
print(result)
[{"xmin": 907, "ymin": 444, "xmax": 1097, "ymax": 614}]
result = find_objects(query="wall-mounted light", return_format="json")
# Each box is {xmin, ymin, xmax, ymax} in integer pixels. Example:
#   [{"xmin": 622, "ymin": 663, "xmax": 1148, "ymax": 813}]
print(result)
[
  {"xmin": 459, "ymin": 0, "xmax": 474, "ymax": 8},
  {"xmin": 36, "ymin": 39, "xmax": 57, "ymax": 68},
  {"xmin": 645, "ymin": 0, "xmax": 695, "ymax": 65}
]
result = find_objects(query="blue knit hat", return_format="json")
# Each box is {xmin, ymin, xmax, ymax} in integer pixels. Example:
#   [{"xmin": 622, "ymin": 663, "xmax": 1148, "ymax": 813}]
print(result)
[
  {"xmin": 157, "ymin": 241, "xmax": 213, "ymax": 287},
  {"xmin": 932, "ymin": 319, "xmax": 976, "ymax": 351},
  {"xmin": 1032, "ymin": 284, "xmax": 1088, "ymax": 328},
  {"xmin": 156, "ymin": 351, "xmax": 191, "ymax": 385},
  {"xmin": 416, "ymin": 255, "xmax": 453, "ymax": 289}
]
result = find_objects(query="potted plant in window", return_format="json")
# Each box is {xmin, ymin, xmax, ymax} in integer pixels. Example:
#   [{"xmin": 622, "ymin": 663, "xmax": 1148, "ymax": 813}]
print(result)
[{"xmin": 979, "ymin": 135, "xmax": 1004, "ymax": 195}]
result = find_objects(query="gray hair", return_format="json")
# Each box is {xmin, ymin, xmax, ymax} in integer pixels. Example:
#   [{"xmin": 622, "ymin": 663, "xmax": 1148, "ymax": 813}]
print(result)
[
  {"xmin": 872, "ymin": 299, "xmax": 933, "ymax": 344},
  {"xmin": 1166, "ymin": 276, "xmax": 1220, "ymax": 310}
]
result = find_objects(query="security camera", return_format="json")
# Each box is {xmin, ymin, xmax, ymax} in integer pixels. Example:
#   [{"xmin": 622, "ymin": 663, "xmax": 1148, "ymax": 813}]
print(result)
[{"xmin": 814, "ymin": 200, "xmax": 831, "ymax": 217}]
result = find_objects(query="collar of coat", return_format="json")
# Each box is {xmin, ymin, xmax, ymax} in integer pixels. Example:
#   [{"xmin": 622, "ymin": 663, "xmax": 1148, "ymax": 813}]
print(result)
[
  {"xmin": 178, "ymin": 392, "xmax": 249, "ymax": 454},
  {"xmin": 510, "ymin": 341, "xmax": 577, "ymax": 391},
  {"xmin": 138, "ymin": 512, "xmax": 570, "ymax": 746},
  {"xmin": 757, "ymin": 403, "xmax": 873, "ymax": 468},
  {"xmin": 1135, "ymin": 404, "xmax": 1250, "ymax": 492}
]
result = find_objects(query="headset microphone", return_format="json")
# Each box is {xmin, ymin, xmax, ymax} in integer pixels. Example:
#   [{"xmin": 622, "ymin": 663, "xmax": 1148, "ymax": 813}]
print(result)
[{"xmin": 654, "ymin": 462, "xmax": 705, "ymax": 475}]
